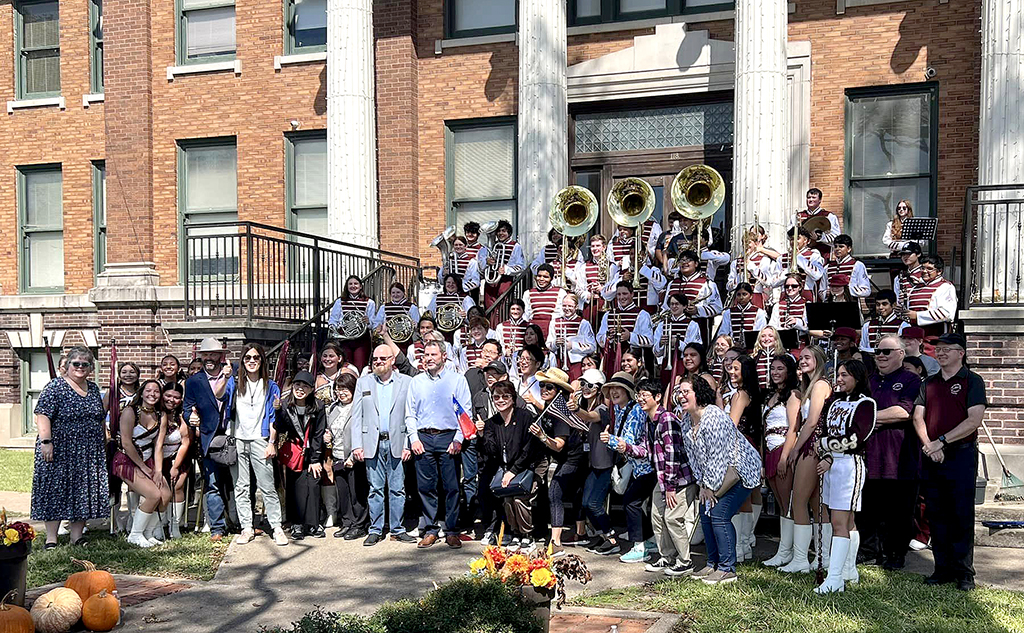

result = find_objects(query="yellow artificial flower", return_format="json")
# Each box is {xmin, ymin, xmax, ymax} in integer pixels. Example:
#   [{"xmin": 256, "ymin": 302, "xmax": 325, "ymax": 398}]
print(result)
[
  {"xmin": 469, "ymin": 558, "xmax": 488, "ymax": 574},
  {"xmin": 3, "ymin": 528, "xmax": 19, "ymax": 544},
  {"xmin": 530, "ymin": 567, "xmax": 556, "ymax": 589}
]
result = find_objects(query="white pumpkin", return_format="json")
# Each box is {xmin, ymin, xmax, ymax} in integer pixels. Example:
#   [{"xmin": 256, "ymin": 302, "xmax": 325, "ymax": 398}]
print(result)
[{"xmin": 30, "ymin": 587, "xmax": 82, "ymax": 633}]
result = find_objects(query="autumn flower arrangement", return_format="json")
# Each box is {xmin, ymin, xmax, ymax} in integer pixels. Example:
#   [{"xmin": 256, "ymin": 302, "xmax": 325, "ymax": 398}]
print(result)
[
  {"xmin": 1, "ymin": 508, "xmax": 35, "ymax": 549},
  {"xmin": 468, "ymin": 525, "xmax": 591, "ymax": 608}
]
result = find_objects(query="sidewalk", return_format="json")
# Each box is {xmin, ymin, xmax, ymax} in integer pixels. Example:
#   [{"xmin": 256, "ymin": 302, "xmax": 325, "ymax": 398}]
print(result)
[{"xmin": 0, "ymin": 490, "xmax": 30, "ymax": 516}]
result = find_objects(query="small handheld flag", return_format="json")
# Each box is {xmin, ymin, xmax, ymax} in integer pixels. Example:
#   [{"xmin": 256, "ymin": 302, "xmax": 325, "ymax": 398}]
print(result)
[{"xmin": 453, "ymin": 396, "xmax": 477, "ymax": 440}]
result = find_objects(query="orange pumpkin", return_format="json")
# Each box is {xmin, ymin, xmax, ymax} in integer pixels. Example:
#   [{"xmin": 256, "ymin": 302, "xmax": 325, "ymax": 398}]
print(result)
[
  {"xmin": 0, "ymin": 590, "xmax": 33, "ymax": 633},
  {"xmin": 65, "ymin": 558, "xmax": 116, "ymax": 602},
  {"xmin": 81, "ymin": 589, "xmax": 119, "ymax": 632},
  {"xmin": 30, "ymin": 587, "xmax": 82, "ymax": 633}
]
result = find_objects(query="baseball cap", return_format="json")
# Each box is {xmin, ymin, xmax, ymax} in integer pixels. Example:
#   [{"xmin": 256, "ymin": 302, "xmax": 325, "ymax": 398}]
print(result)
[
  {"xmin": 483, "ymin": 360, "xmax": 508, "ymax": 375},
  {"xmin": 901, "ymin": 327, "xmax": 925, "ymax": 340},
  {"xmin": 935, "ymin": 332, "xmax": 966, "ymax": 348}
]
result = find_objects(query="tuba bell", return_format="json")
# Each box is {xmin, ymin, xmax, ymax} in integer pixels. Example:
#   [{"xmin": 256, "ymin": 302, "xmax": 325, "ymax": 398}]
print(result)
[
  {"xmin": 435, "ymin": 303, "xmax": 465, "ymax": 332},
  {"xmin": 385, "ymin": 313, "xmax": 414, "ymax": 343},
  {"xmin": 671, "ymin": 165, "xmax": 725, "ymax": 222},
  {"xmin": 608, "ymin": 178, "xmax": 656, "ymax": 286},
  {"xmin": 430, "ymin": 226, "xmax": 456, "ymax": 264}
]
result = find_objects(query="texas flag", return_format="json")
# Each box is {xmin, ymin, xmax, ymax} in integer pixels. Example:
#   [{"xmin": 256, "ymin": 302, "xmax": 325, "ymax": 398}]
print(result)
[{"xmin": 453, "ymin": 396, "xmax": 477, "ymax": 440}]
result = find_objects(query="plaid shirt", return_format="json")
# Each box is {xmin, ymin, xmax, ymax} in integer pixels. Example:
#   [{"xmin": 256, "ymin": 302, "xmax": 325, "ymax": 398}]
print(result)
[{"xmin": 649, "ymin": 406, "xmax": 695, "ymax": 492}]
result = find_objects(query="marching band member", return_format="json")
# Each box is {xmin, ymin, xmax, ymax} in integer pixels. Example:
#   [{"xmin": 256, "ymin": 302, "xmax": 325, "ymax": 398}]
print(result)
[
  {"xmin": 574, "ymin": 234, "xmax": 618, "ymax": 327},
  {"xmin": 813, "ymin": 359, "xmax": 877, "ymax": 594},
  {"xmin": 728, "ymin": 225, "xmax": 777, "ymax": 309},
  {"xmin": 546, "ymin": 293, "xmax": 597, "ymax": 381},
  {"xmin": 328, "ymin": 275, "xmax": 380, "ymax": 371},
  {"xmin": 708, "ymin": 334, "xmax": 733, "ymax": 378},
  {"xmin": 454, "ymin": 305, "xmax": 497, "ymax": 353},
  {"xmin": 523, "ymin": 264, "xmax": 566, "ymax": 337},
  {"xmin": 531, "ymin": 228, "xmax": 582, "ymax": 288},
  {"xmin": 718, "ymin": 283, "xmax": 767, "ymax": 345},
  {"xmin": 375, "ymin": 282, "xmax": 420, "ymax": 331},
  {"xmin": 859, "ymin": 290, "xmax": 909, "ymax": 353},
  {"xmin": 653, "ymin": 292, "xmax": 702, "ymax": 389},
  {"xmin": 661, "ymin": 213, "xmax": 730, "ymax": 279},
  {"xmin": 826, "ymin": 235, "xmax": 871, "ymax": 309},
  {"xmin": 660, "ymin": 250, "xmax": 722, "ymax": 343},
  {"xmin": 893, "ymin": 242, "xmax": 924, "ymax": 308},
  {"xmin": 597, "ymin": 281, "xmax": 654, "ymax": 375},
  {"xmin": 482, "ymin": 220, "xmax": 525, "ymax": 310},
  {"xmin": 439, "ymin": 235, "xmax": 482, "ymax": 295},
  {"xmin": 457, "ymin": 316, "xmax": 491, "ymax": 372},
  {"xmin": 763, "ymin": 228, "xmax": 826, "ymax": 300},
  {"xmin": 463, "ymin": 221, "xmax": 486, "ymax": 262},
  {"xmin": 905, "ymin": 255, "xmax": 957, "ymax": 337},
  {"xmin": 616, "ymin": 216, "xmax": 662, "ymax": 262},
  {"xmin": 882, "ymin": 200, "xmax": 923, "ymax": 256},
  {"xmin": 426, "ymin": 273, "xmax": 476, "ymax": 344},
  {"xmin": 796, "ymin": 188, "xmax": 840, "ymax": 245},
  {"xmin": 607, "ymin": 225, "xmax": 665, "ymax": 312},
  {"xmin": 496, "ymin": 299, "xmax": 528, "ymax": 359},
  {"xmin": 752, "ymin": 326, "xmax": 787, "ymax": 391},
  {"xmin": 769, "ymin": 273, "xmax": 810, "ymax": 334},
  {"xmin": 820, "ymin": 273, "xmax": 857, "ymax": 306}
]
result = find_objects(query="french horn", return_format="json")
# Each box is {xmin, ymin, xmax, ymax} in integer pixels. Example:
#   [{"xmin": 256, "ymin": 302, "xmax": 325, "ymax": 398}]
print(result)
[
  {"xmin": 435, "ymin": 303, "xmax": 465, "ymax": 332},
  {"xmin": 386, "ymin": 313, "xmax": 414, "ymax": 343},
  {"xmin": 336, "ymin": 310, "xmax": 368, "ymax": 340}
]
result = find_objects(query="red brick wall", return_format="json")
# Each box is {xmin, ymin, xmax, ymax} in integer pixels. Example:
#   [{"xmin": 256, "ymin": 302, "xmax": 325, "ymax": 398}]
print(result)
[{"xmin": 968, "ymin": 334, "xmax": 1024, "ymax": 445}]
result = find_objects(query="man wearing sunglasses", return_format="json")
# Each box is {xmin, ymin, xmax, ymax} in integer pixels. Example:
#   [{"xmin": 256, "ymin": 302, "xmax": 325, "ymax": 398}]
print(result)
[{"xmin": 860, "ymin": 335, "xmax": 922, "ymax": 570}]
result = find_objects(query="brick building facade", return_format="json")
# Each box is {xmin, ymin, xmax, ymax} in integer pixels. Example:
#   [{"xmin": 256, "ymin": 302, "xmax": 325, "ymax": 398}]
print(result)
[{"xmin": 0, "ymin": 0, "xmax": 1021, "ymax": 471}]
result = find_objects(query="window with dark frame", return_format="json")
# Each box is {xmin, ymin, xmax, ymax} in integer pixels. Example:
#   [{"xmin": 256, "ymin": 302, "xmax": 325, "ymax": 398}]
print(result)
[
  {"xmin": 446, "ymin": 0, "xmax": 516, "ymax": 39},
  {"xmin": 178, "ymin": 0, "xmax": 236, "ymax": 65},
  {"xmin": 90, "ymin": 0, "xmax": 103, "ymax": 92},
  {"xmin": 15, "ymin": 0, "xmax": 60, "ymax": 99},
  {"xmin": 93, "ymin": 162, "xmax": 106, "ymax": 279},
  {"xmin": 178, "ymin": 139, "xmax": 239, "ymax": 281},
  {"xmin": 844, "ymin": 83, "xmax": 938, "ymax": 258},
  {"xmin": 286, "ymin": 0, "xmax": 327, "ymax": 53},
  {"xmin": 446, "ymin": 119, "xmax": 518, "ymax": 232},
  {"xmin": 569, "ymin": 0, "xmax": 733, "ymax": 27},
  {"xmin": 286, "ymin": 131, "xmax": 328, "ymax": 281},
  {"xmin": 18, "ymin": 165, "xmax": 64, "ymax": 293}
]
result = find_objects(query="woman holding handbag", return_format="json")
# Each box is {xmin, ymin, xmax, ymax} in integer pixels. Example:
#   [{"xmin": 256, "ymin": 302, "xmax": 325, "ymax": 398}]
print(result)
[
  {"xmin": 480, "ymin": 380, "xmax": 543, "ymax": 549},
  {"xmin": 678, "ymin": 375, "xmax": 762, "ymax": 585},
  {"xmin": 275, "ymin": 371, "xmax": 327, "ymax": 540}
]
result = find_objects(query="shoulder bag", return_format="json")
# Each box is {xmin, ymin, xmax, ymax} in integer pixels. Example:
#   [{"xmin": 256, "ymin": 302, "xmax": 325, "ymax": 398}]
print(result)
[
  {"xmin": 713, "ymin": 418, "xmax": 742, "ymax": 498},
  {"xmin": 278, "ymin": 416, "xmax": 312, "ymax": 472}
]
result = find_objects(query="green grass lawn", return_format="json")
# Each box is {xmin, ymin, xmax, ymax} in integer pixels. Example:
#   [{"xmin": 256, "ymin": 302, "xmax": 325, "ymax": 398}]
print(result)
[
  {"xmin": 28, "ymin": 532, "xmax": 228, "ymax": 588},
  {"xmin": 0, "ymin": 448, "xmax": 34, "ymax": 493},
  {"xmin": 575, "ymin": 563, "xmax": 1024, "ymax": 633}
]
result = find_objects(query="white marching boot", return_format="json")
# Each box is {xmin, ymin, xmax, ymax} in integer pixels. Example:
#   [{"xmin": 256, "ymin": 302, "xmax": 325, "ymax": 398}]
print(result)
[
  {"xmin": 779, "ymin": 524, "xmax": 812, "ymax": 573},
  {"xmin": 748, "ymin": 504, "xmax": 762, "ymax": 554},
  {"xmin": 125, "ymin": 492, "xmax": 140, "ymax": 533},
  {"xmin": 814, "ymin": 536, "xmax": 850, "ymax": 594},
  {"xmin": 145, "ymin": 510, "xmax": 166, "ymax": 544},
  {"xmin": 732, "ymin": 514, "xmax": 749, "ymax": 561},
  {"xmin": 844, "ymin": 530, "xmax": 860, "ymax": 583},
  {"xmin": 168, "ymin": 502, "xmax": 186, "ymax": 539},
  {"xmin": 764, "ymin": 517, "xmax": 794, "ymax": 567},
  {"xmin": 820, "ymin": 523, "xmax": 833, "ymax": 568},
  {"xmin": 127, "ymin": 509, "xmax": 156, "ymax": 548}
]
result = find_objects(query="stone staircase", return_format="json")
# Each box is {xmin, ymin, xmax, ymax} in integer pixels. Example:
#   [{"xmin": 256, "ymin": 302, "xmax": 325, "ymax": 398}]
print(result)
[{"xmin": 975, "ymin": 501, "xmax": 1024, "ymax": 548}]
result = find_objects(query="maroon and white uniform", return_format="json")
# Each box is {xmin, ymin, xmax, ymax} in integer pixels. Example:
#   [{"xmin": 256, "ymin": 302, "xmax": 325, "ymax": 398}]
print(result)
[
  {"xmin": 769, "ymin": 295, "xmax": 808, "ymax": 333},
  {"xmin": 859, "ymin": 313, "xmax": 909, "ymax": 353},
  {"xmin": 496, "ymin": 317, "xmax": 527, "ymax": 356},
  {"xmin": 376, "ymin": 300, "xmax": 420, "ymax": 327},
  {"xmin": 795, "ymin": 208, "xmax": 841, "ymax": 244},
  {"xmin": 531, "ymin": 242, "xmax": 582, "ymax": 287},
  {"xmin": 546, "ymin": 313, "xmax": 597, "ymax": 381},
  {"xmin": 523, "ymin": 284, "xmax": 565, "ymax": 338},
  {"xmin": 907, "ymin": 276, "xmax": 957, "ymax": 337},
  {"xmin": 893, "ymin": 265, "xmax": 924, "ymax": 309},
  {"xmin": 652, "ymin": 316, "xmax": 702, "ymax": 383},
  {"xmin": 718, "ymin": 302, "xmax": 768, "ymax": 344},
  {"xmin": 608, "ymin": 237, "xmax": 662, "ymax": 310},
  {"xmin": 573, "ymin": 259, "xmax": 618, "ymax": 324},
  {"xmin": 596, "ymin": 303, "xmax": 654, "ymax": 374},
  {"xmin": 752, "ymin": 351, "xmax": 773, "ymax": 391},
  {"xmin": 827, "ymin": 255, "xmax": 871, "ymax": 309},
  {"xmin": 441, "ymin": 251, "xmax": 482, "ymax": 292},
  {"xmin": 819, "ymin": 393, "xmax": 877, "ymax": 512},
  {"xmin": 727, "ymin": 250, "xmax": 777, "ymax": 309},
  {"xmin": 773, "ymin": 247, "xmax": 826, "ymax": 300}
]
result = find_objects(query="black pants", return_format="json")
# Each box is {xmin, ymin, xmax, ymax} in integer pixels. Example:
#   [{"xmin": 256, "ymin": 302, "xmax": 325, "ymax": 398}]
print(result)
[
  {"xmin": 622, "ymin": 471, "xmax": 657, "ymax": 544},
  {"xmin": 858, "ymin": 478, "xmax": 917, "ymax": 564},
  {"xmin": 284, "ymin": 469, "xmax": 321, "ymax": 530},
  {"xmin": 335, "ymin": 463, "xmax": 369, "ymax": 530},
  {"xmin": 921, "ymin": 443, "xmax": 977, "ymax": 582}
]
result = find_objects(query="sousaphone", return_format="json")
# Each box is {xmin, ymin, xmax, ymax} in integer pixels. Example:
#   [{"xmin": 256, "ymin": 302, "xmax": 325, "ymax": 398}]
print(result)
[{"xmin": 671, "ymin": 165, "xmax": 725, "ymax": 254}]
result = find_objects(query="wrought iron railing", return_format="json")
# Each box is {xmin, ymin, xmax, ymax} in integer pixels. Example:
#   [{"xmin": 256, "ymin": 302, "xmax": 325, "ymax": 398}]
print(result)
[
  {"xmin": 183, "ymin": 221, "xmax": 421, "ymax": 324},
  {"xmin": 483, "ymin": 269, "xmax": 533, "ymax": 324},
  {"xmin": 961, "ymin": 185, "xmax": 1024, "ymax": 308}
]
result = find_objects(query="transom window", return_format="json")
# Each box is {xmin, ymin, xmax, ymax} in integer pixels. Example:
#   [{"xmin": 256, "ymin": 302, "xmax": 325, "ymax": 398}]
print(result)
[{"xmin": 446, "ymin": 0, "xmax": 516, "ymax": 39}]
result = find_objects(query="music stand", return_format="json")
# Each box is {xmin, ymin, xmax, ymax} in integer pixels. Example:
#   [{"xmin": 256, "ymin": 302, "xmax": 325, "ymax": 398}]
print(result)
[
  {"xmin": 807, "ymin": 302, "xmax": 862, "ymax": 335},
  {"xmin": 743, "ymin": 331, "xmax": 759, "ymax": 352},
  {"xmin": 776, "ymin": 329, "xmax": 800, "ymax": 351},
  {"xmin": 900, "ymin": 218, "xmax": 938, "ymax": 243}
]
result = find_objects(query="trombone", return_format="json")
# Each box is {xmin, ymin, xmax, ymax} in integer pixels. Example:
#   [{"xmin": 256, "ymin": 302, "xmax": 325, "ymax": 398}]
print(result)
[{"xmin": 608, "ymin": 178, "xmax": 656, "ymax": 287}]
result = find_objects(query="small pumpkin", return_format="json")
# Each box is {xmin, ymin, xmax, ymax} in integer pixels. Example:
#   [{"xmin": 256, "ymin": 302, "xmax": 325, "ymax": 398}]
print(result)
[
  {"xmin": 30, "ymin": 587, "xmax": 82, "ymax": 633},
  {"xmin": 82, "ymin": 589, "xmax": 119, "ymax": 632},
  {"xmin": 0, "ymin": 589, "xmax": 33, "ymax": 633},
  {"xmin": 65, "ymin": 558, "xmax": 117, "ymax": 602}
]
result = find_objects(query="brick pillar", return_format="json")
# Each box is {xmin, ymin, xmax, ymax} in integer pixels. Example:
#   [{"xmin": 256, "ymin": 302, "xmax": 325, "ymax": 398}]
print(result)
[
  {"xmin": 100, "ymin": 0, "xmax": 158, "ymax": 285},
  {"xmin": 374, "ymin": 0, "xmax": 418, "ymax": 258}
]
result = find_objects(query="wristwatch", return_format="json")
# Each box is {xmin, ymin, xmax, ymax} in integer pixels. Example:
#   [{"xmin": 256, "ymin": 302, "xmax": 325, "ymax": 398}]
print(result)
[
  {"xmin": 39, "ymin": 439, "xmax": 52, "ymax": 445},
  {"xmin": 938, "ymin": 435, "xmax": 949, "ymax": 449}
]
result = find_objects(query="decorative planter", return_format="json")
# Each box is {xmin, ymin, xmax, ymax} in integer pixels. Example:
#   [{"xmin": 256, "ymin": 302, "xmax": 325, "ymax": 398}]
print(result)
[
  {"xmin": 0, "ymin": 540, "xmax": 30, "ymax": 606},
  {"xmin": 520, "ymin": 585, "xmax": 556, "ymax": 633}
]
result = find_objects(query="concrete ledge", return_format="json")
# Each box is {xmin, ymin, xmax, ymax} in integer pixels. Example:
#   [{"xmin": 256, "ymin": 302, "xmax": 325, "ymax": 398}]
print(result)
[
  {"xmin": 7, "ymin": 96, "xmax": 65, "ymax": 114},
  {"xmin": 82, "ymin": 93, "xmax": 104, "ymax": 107},
  {"xmin": 960, "ymin": 306, "xmax": 1024, "ymax": 335},
  {"xmin": 274, "ymin": 51, "xmax": 326, "ymax": 70},
  {"xmin": 167, "ymin": 59, "xmax": 241, "ymax": 81},
  {"xmin": 0, "ymin": 293, "xmax": 95, "ymax": 313}
]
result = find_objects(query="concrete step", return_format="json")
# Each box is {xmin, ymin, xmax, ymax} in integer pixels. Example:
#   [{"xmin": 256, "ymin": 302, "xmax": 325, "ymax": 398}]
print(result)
[
  {"xmin": 975, "ymin": 523, "xmax": 1024, "ymax": 549},
  {"xmin": 977, "ymin": 502, "xmax": 1024, "ymax": 523}
]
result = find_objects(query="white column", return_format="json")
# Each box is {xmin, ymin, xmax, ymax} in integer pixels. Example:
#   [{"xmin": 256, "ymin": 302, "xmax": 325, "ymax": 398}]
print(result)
[
  {"xmin": 976, "ymin": 0, "xmax": 1023, "ymax": 302},
  {"xmin": 518, "ymin": 0, "xmax": 568, "ymax": 256},
  {"xmin": 327, "ymin": 0, "xmax": 378, "ymax": 248},
  {"xmin": 732, "ymin": 0, "xmax": 789, "ymax": 253}
]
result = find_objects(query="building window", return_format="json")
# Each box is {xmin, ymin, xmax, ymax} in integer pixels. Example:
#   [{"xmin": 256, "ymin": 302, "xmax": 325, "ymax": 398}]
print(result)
[
  {"xmin": 93, "ymin": 161, "xmax": 106, "ymax": 278},
  {"xmin": 179, "ymin": 140, "xmax": 238, "ymax": 280},
  {"xmin": 178, "ymin": 0, "xmax": 236, "ymax": 64},
  {"xmin": 285, "ymin": 132, "xmax": 327, "ymax": 279},
  {"xmin": 285, "ymin": 0, "xmax": 326, "ymax": 54},
  {"xmin": 845, "ymin": 83, "xmax": 938, "ymax": 258},
  {"xmin": 446, "ymin": 0, "xmax": 516, "ymax": 38},
  {"xmin": 18, "ymin": 165, "xmax": 63, "ymax": 293},
  {"xmin": 21, "ymin": 350, "xmax": 52, "ymax": 434},
  {"xmin": 15, "ymin": 0, "xmax": 60, "ymax": 99},
  {"xmin": 446, "ymin": 119, "xmax": 517, "ymax": 230},
  {"xmin": 89, "ymin": 0, "xmax": 102, "ymax": 92},
  {"xmin": 569, "ymin": 0, "xmax": 732, "ymax": 26}
]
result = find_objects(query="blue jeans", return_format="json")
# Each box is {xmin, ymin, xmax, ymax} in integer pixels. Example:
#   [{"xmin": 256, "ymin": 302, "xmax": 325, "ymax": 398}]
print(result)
[
  {"xmin": 366, "ymin": 437, "xmax": 407, "ymax": 535},
  {"xmin": 201, "ymin": 456, "xmax": 228, "ymax": 536},
  {"xmin": 582, "ymin": 468, "xmax": 613, "ymax": 535},
  {"xmin": 699, "ymin": 483, "xmax": 753, "ymax": 573},
  {"xmin": 414, "ymin": 430, "xmax": 460, "ymax": 536}
]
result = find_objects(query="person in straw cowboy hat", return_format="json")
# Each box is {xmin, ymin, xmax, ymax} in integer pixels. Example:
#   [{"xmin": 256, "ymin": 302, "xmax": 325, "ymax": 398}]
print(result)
[{"xmin": 532, "ymin": 367, "xmax": 586, "ymax": 555}]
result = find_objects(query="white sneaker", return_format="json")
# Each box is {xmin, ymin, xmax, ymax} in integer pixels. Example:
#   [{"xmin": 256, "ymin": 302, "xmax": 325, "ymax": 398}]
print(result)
[
  {"xmin": 273, "ymin": 527, "xmax": 289, "ymax": 547},
  {"xmin": 909, "ymin": 539, "xmax": 929, "ymax": 551},
  {"xmin": 237, "ymin": 529, "xmax": 255, "ymax": 544}
]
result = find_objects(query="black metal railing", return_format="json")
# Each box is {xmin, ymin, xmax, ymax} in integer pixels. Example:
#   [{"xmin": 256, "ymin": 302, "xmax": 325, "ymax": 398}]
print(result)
[
  {"xmin": 183, "ymin": 221, "xmax": 421, "ymax": 324},
  {"xmin": 961, "ymin": 185, "xmax": 1024, "ymax": 309},
  {"xmin": 483, "ymin": 269, "xmax": 532, "ymax": 324}
]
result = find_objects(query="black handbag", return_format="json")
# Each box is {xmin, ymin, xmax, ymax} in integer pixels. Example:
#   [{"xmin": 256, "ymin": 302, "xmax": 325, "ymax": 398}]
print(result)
[
  {"xmin": 207, "ymin": 434, "xmax": 237, "ymax": 466},
  {"xmin": 489, "ymin": 468, "xmax": 534, "ymax": 498}
]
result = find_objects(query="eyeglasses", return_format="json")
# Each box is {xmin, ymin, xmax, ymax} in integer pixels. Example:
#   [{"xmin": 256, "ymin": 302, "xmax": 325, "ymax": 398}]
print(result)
[
  {"xmin": 70, "ymin": 361, "xmax": 93, "ymax": 369},
  {"xmin": 875, "ymin": 348, "xmax": 900, "ymax": 356},
  {"xmin": 492, "ymin": 393, "xmax": 512, "ymax": 401},
  {"xmin": 579, "ymin": 380, "xmax": 596, "ymax": 389},
  {"xmin": 784, "ymin": 284, "xmax": 801, "ymax": 289},
  {"xmin": 372, "ymin": 356, "xmax": 393, "ymax": 362},
  {"xmin": 243, "ymin": 354, "xmax": 261, "ymax": 361},
  {"xmin": 540, "ymin": 383, "xmax": 557, "ymax": 391},
  {"xmin": 935, "ymin": 346, "xmax": 963, "ymax": 354}
]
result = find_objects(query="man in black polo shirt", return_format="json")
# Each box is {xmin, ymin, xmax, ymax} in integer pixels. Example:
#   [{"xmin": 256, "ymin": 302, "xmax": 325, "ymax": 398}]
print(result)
[
  {"xmin": 861, "ymin": 334, "xmax": 922, "ymax": 569},
  {"xmin": 912, "ymin": 332, "xmax": 987, "ymax": 591}
]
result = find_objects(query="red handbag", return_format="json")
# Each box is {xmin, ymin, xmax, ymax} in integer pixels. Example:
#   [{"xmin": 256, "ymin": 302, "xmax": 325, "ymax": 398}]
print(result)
[{"xmin": 278, "ymin": 418, "xmax": 312, "ymax": 472}]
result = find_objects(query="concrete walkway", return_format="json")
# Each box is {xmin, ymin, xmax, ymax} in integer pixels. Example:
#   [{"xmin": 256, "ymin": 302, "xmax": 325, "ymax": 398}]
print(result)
[{"xmin": 112, "ymin": 534, "xmax": 1024, "ymax": 633}]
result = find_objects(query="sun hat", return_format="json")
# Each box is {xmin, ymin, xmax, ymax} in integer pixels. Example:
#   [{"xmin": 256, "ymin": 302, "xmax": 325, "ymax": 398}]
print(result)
[
  {"xmin": 600, "ymin": 371, "xmax": 636, "ymax": 399},
  {"xmin": 536, "ymin": 368, "xmax": 574, "ymax": 392}
]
